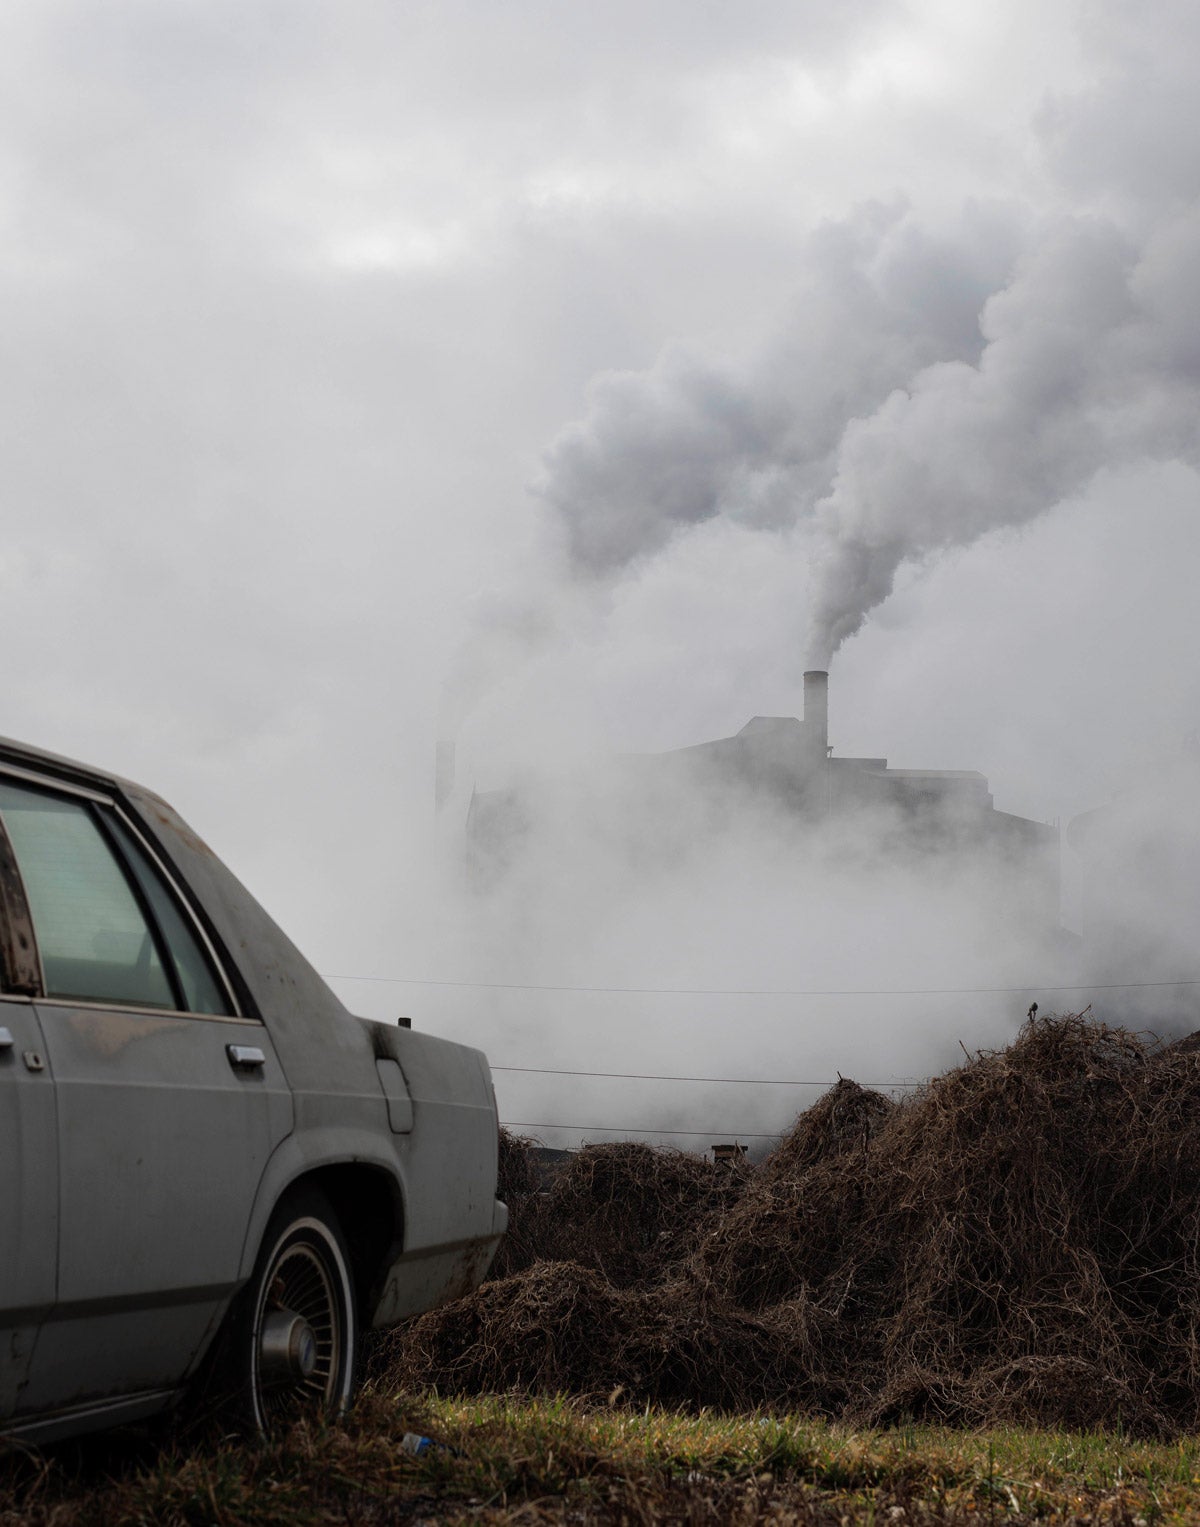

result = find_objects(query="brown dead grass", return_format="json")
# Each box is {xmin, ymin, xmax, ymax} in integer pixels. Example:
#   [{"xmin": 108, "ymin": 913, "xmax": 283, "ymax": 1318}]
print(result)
[{"xmin": 383, "ymin": 1014, "xmax": 1200, "ymax": 1437}]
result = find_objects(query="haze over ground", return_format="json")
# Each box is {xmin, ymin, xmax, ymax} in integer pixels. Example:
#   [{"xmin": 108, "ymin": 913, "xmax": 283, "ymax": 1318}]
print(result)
[{"xmin": 3, "ymin": 1, "xmax": 1198, "ymax": 1145}]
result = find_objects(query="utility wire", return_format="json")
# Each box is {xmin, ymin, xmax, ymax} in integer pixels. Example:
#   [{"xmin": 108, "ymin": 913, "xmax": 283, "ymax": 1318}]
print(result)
[
  {"xmin": 500, "ymin": 1121, "xmax": 784, "ymax": 1140},
  {"xmin": 491, "ymin": 1064, "xmax": 919, "ymax": 1087},
  {"xmin": 323, "ymin": 972, "xmax": 1200, "ymax": 998}
]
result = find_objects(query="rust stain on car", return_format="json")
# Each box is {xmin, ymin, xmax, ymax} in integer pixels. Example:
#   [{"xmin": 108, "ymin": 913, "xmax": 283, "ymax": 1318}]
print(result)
[
  {"xmin": 135, "ymin": 793, "xmax": 216, "ymax": 859},
  {"xmin": 67, "ymin": 1009, "xmax": 181, "ymax": 1058}
]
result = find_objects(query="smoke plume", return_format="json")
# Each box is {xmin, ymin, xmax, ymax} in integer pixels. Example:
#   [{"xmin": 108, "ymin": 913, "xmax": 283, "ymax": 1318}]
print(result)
[{"xmin": 537, "ymin": 206, "xmax": 1200, "ymax": 666}]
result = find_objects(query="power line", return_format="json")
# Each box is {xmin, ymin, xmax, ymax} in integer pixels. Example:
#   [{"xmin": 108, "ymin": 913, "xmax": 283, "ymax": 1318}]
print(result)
[
  {"xmin": 500, "ymin": 1121, "xmax": 784, "ymax": 1140},
  {"xmin": 492, "ymin": 1064, "xmax": 919, "ymax": 1086},
  {"xmin": 323, "ymin": 971, "xmax": 1200, "ymax": 998}
]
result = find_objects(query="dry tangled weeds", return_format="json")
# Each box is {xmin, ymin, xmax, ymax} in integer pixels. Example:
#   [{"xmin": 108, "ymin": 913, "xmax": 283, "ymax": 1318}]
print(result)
[
  {"xmin": 490, "ymin": 1135, "xmax": 749, "ymax": 1285},
  {"xmin": 381, "ymin": 1015, "xmax": 1200, "ymax": 1436}
]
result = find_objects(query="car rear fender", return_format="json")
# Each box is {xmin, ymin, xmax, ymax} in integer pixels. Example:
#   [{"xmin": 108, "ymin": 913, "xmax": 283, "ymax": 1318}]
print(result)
[
  {"xmin": 360, "ymin": 1022, "xmax": 507, "ymax": 1325},
  {"xmin": 235, "ymin": 1126, "xmax": 407, "ymax": 1291},
  {"xmin": 362, "ymin": 1021, "xmax": 502, "ymax": 1252}
]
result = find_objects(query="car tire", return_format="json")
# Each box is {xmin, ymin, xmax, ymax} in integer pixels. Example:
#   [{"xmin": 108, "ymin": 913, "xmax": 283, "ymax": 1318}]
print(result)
[{"xmin": 226, "ymin": 1187, "xmax": 358, "ymax": 1435}]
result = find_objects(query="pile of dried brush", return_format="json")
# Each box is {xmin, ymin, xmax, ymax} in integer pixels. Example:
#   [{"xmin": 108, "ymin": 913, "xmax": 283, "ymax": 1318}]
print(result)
[
  {"xmin": 382, "ymin": 1016, "xmax": 1200, "ymax": 1437},
  {"xmin": 491, "ymin": 1136, "xmax": 749, "ymax": 1284}
]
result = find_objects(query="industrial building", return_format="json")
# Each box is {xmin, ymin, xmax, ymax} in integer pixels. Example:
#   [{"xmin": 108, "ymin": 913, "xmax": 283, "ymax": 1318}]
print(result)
[{"xmin": 464, "ymin": 670, "xmax": 1063, "ymax": 945}]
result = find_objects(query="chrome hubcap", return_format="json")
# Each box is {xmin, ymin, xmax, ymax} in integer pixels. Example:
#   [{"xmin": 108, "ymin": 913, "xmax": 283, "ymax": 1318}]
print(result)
[
  {"xmin": 255, "ymin": 1237, "xmax": 342, "ymax": 1426},
  {"xmin": 260, "ymin": 1310, "xmax": 319, "ymax": 1382}
]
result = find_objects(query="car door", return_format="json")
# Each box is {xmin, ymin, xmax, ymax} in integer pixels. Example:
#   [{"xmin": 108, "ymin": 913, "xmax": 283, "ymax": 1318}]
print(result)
[
  {"xmin": 0, "ymin": 1002, "xmax": 57, "ymax": 1422},
  {"xmin": 0, "ymin": 822, "xmax": 57, "ymax": 1421},
  {"xmin": 0, "ymin": 770, "xmax": 293, "ymax": 1415}
]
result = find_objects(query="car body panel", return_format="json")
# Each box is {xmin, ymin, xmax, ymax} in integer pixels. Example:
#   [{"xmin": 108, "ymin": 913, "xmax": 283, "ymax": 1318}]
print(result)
[
  {"xmin": 2, "ymin": 1388, "xmax": 180, "ymax": 1445},
  {"xmin": 234, "ymin": 1118, "xmax": 407, "ymax": 1286},
  {"xmin": 114, "ymin": 777, "xmax": 507, "ymax": 1301},
  {"xmin": 365, "ymin": 1022, "xmax": 500, "ymax": 1253},
  {"xmin": 18, "ymin": 1001, "xmax": 293, "ymax": 1414},
  {"xmin": 117, "ymin": 778, "xmax": 374, "ymax": 1098},
  {"xmin": 0, "ymin": 998, "xmax": 56, "ymax": 1417},
  {"xmin": 373, "ymin": 1232, "xmax": 506, "ymax": 1326},
  {"xmin": 364, "ymin": 1022, "xmax": 506, "ymax": 1325}
]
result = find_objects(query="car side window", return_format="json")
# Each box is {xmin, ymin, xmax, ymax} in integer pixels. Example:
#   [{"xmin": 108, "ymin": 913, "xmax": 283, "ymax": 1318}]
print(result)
[
  {"xmin": 0, "ymin": 778, "xmax": 233, "ymax": 1017},
  {"xmin": 102, "ymin": 811, "xmax": 232, "ymax": 1016}
]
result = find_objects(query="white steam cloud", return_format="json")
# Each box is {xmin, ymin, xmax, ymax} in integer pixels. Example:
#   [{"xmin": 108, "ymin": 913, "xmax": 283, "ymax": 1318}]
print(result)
[{"xmin": 537, "ymin": 201, "xmax": 1200, "ymax": 666}]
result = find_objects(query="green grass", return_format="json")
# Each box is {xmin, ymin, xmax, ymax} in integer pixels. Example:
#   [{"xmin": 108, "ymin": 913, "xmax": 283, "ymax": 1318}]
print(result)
[{"xmin": 7, "ymin": 1389, "xmax": 1200, "ymax": 1523}]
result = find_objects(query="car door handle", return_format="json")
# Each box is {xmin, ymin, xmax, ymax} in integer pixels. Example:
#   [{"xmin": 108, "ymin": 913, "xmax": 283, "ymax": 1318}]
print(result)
[
  {"xmin": 0, "ymin": 1027, "xmax": 12, "ymax": 1049},
  {"xmin": 226, "ymin": 1044, "xmax": 266, "ymax": 1071}
]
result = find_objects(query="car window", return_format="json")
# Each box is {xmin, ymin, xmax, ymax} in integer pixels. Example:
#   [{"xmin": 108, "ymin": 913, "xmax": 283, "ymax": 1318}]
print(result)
[
  {"xmin": 0, "ymin": 778, "xmax": 233, "ymax": 1016},
  {"xmin": 103, "ymin": 811, "xmax": 232, "ymax": 1016}
]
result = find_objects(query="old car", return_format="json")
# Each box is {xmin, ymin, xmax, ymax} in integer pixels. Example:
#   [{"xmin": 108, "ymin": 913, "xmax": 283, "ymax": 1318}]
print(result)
[{"xmin": 0, "ymin": 735, "xmax": 506, "ymax": 1441}]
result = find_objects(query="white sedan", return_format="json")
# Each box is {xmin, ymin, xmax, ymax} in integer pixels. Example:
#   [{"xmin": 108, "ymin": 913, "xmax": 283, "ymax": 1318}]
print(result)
[{"xmin": 0, "ymin": 736, "xmax": 506, "ymax": 1441}]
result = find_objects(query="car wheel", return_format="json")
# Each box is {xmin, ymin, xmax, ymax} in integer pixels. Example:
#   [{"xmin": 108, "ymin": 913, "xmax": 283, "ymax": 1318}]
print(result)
[{"xmin": 230, "ymin": 1188, "xmax": 358, "ymax": 1435}]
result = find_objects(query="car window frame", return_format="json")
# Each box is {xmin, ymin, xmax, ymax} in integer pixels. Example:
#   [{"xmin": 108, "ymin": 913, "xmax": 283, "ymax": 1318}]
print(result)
[
  {"xmin": 0, "ymin": 806, "xmax": 42, "ymax": 999},
  {"xmin": 0, "ymin": 762, "xmax": 250, "ymax": 1025}
]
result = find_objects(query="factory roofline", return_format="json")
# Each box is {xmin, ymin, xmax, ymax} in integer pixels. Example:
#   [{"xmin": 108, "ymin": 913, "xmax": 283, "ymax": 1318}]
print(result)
[
  {"xmin": 670, "ymin": 716, "xmax": 989, "ymax": 784},
  {"xmin": 876, "ymin": 767, "xmax": 989, "ymax": 782}
]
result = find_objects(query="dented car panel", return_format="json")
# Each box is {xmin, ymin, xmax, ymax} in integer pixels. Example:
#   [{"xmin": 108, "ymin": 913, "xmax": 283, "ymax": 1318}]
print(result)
[{"xmin": 0, "ymin": 736, "xmax": 506, "ymax": 1442}]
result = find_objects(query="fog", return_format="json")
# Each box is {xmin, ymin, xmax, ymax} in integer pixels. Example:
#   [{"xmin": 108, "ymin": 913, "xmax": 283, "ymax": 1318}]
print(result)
[
  {"xmin": 2, "ymin": 1, "xmax": 1199, "ymax": 1151},
  {"xmin": 422, "ymin": 671, "xmax": 1076, "ymax": 1150}
]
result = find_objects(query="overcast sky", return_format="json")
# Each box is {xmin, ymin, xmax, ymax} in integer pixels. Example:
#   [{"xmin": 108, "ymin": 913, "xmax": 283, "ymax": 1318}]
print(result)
[{"xmin": 3, "ymin": 1, "xmax": 1198, "ymax": 1099}]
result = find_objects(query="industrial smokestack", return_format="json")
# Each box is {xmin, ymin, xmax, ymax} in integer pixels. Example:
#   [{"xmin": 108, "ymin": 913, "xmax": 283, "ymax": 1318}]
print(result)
[{"xmin": 803, "ymin": 670, "xmax": 829, "ymax": 758}]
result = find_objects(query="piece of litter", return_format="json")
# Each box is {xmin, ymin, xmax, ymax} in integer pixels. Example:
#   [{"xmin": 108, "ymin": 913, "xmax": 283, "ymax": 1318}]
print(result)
[{"xmin": 401, "ymin": 1431, "xmax": 458, "ymax": 1459}]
